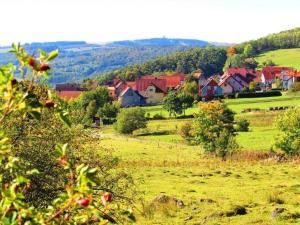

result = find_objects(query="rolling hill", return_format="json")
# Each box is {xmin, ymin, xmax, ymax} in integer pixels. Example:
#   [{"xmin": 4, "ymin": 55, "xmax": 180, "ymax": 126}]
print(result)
[
  {"xmin": 0, "ymin": 38, "xmax": 219, "ymax": 84},
  {"xmin": 256, "ymin": 48, "xmax": 300, "ymax": 70}
]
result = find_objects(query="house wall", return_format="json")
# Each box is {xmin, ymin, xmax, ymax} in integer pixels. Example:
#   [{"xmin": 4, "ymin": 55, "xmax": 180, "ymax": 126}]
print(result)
[
  {"xmin": 227, "ymin": 77, "xmax": 244, "ymax": 92},
  {"xmin": 139, "ymin": 85, "xmax": 165, "ymax": 105},
  {"xmin": 220, "ymin": 83, "xmax": 233, "ymax": 94},
  {"xmin": 118, "ymin": 89, "xmax": 145, "ymax": 107}
]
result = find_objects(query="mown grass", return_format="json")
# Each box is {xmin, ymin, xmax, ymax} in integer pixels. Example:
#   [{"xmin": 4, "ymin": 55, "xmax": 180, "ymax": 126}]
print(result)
[
  {"xmin": 92, "ymin": 95, "xmax": 300, "ymax": 224},
  {"xmin": 256, "ymin": 48, "xmax": 300, "ymax": 70}
]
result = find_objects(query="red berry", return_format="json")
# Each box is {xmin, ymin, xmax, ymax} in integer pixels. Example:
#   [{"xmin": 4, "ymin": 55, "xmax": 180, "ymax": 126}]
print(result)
[
  {"xmin": 58, "ymin": 156, "xmax": 68, "ymax": 166},
  {"xmin": 45, "ymin": 100, "xmax": 55, "ymax": 108},
  {"xmin": 11, "ymin": 78, "xmax": 17, "ymax": 87},
  {"xmin": 76, "ymin": 198, "xmax": 90, "ymax": 207},
  {"xmin": 39, "ymin": 64, "xmax": 50, "ymax": 72},
  {"xmin": 103, "ymin": 192, "xmax": 113, "ymax": 202},
  {"xmin": 28, "ymin": 57, "xmax": 36, "ymax": 67}
]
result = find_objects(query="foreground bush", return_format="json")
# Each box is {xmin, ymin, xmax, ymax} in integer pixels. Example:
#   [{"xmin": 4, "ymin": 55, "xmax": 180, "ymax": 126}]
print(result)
[
  {"xmin": 114, "ymin": 107, "xmax": 147, "ymax": 134},
  {"xmin": 235, "ymin": 119, "xmax": 250, "ymax": 132},
  {"xmin": 276, "ymin": 107, "xmax": 300, "ymax": 155},
  {"xmin": 0, "ymin": 44, "xmax": 133, "ymax": 224}
]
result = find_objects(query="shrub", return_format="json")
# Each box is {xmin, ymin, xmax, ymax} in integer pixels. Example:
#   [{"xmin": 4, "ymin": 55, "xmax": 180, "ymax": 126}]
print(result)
[
  {"xmin": 114, "ymin": 107, "xmax": 147, "ymax": 134},
  {"xmin": 236, "ymin": 91, "xmax": 282, "ymax": 98},
  {"xmin": 235, "ymin": 119, "xmax": 250, "ymax": 132},
  {"xmin": 179, "ymin": 121, "xmax": 193, "ymax": 140},
  {"xmin": 153, "ymin": 113, "xmax": 165, "ymax": 120},
  {"xmin": 0, "ymin": 44, "xmax": 133, "ymax": 224},
  {"xmin": 290, "ymin": 82, "xmax": 300, "ymax": 92},
  {"xmin": 275, "ymin": 107, "xmax": 300, "ymax": 155}
]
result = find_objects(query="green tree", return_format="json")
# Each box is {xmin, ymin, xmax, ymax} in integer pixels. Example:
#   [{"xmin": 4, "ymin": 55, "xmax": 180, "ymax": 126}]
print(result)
[
  {"xmin": 275, "ymin": 107, "xmax": 300, "ymax": 155},
  {"xmin": 163, "ymin": 91, "xmax": 183, "ymax": 117},
  {"xmin": 114, "ymin": 107, "xmax": 147, "ymax": 134},
  {"xmin": 80, "ymin": 87, "xmax": 109, "ymax": 109},
  {"xmin": 182, "ymin": 81, "xmax": 199, "ymax": 99},
  {"xmin": 83, "ymin": 100, "xmax": 97, "ymax": 124},
  {"xmin": 243, "ymin": 43, "xmax": 255, "ymax": 57},
  {"xmin": 97, "ymin": 102, "xmax": 120, "ymax": 121},
  {"xmin": 188, "ymin": 101, "xmax": 238, "ymax": 158},
  {"xmin": 178, "ymin": 92, "xmax": 194, "ymax": 115}
]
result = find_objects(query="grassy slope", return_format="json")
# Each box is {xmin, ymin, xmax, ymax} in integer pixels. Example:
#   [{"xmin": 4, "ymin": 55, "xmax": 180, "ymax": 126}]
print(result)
[
  {"xmin": 256, "ymin": 48, "xmax": 300, "ymax": 70},
  {"xmin": 95, "ymin": 95, "xmax": 300, "ymax": 224}
]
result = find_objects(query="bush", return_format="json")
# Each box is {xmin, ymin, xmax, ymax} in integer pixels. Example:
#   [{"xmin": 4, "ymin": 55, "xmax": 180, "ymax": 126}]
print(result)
[
  {"xmin": 235, "ymin": 119, "xmax": 250, "ymax": 132},
  {"xmin": 290, "ymin": 82, "xmax": 300, "ymax": 92},
  {"xmin": 179, "ymin": 121, "xmax": 193, "ymax": 140},
  {"xmin": 0, "ymin": 44, "xmax": 133, "ymax": 224},
  {"xmin": 114, "ymin": 107, "xmax": 147, "ymax": 134},
  {"xmin": 275, "ymin": 107, "xmax": 300, "ymax": 155},
  {"xmin": 235, "ymin": 91, "xmax": 282, "ymax": 98},
  {"xmin": 153, "ymin": 113, "xmax": 165, "ymax": 120}
]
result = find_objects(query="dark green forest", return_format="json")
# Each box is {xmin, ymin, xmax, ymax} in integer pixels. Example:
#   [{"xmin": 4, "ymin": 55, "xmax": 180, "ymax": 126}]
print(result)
[
  {"xmin": 234, "ymin": 27, "xmax": 300, "ymax": 54},
  {"xmin": 97, "ymin": 47, "xmax": 227, "ymax": 83}
]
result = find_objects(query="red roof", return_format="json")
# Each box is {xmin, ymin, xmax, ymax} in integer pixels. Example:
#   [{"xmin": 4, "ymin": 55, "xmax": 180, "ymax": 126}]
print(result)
[
  {"xmin": 139, "ymin": 74, "xmax": 187, "ymax": 88},
  {"xmin": 262, "ymin": 66, "xmax": 292, "ymax": 81},
  {"xmin": 227, "ymin": 67, "xmax": 256, "ymax": 77},
  {"xmin": 287, "ymin": 70, "xmax": 300, "ymax": 78},
  {"xmin": 126, "ymin": 81, "xmax": 137, "ymax": 90},
  {"xmin": 136, "ymin": 78, "xmax": 167, "ymax": 93},
  {"xmin": 253, "ymin": 70, "xmax": 262, "ymax": 83}
]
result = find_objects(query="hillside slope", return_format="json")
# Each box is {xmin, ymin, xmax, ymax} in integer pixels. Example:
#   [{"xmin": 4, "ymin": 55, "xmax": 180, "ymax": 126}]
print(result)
[
  {"xmin": 256, "ymin": 48, "xmax": 300, "ymax": 70},
  {"xmin": 0, "ymin": 39, "xmax": 214, "ymax": 84}
]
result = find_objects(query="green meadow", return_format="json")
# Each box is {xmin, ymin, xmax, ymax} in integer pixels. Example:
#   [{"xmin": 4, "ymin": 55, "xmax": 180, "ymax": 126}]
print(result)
[
  {"xmin": 256, "ymin": 48, "xmax": 300, "ymax": 70},
  {"xmin": 95, "ymin": 95, "xmax": 300, "ymax": 224}
]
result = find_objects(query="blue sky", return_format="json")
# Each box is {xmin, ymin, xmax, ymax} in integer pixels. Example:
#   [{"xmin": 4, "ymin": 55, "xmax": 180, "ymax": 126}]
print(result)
[{"xmin": 0, "ymin": 0, "xmax": 299, "ymax": 45}]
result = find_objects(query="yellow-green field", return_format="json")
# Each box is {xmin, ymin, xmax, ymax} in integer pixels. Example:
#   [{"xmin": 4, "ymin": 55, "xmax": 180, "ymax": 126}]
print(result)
[
  {"xmin": 256, "ymin": 48, "xmax": 300, "ymax": 70},
  {"xmin": 94, "ymin": 95, "xmax": 300, "ymax": 224}
]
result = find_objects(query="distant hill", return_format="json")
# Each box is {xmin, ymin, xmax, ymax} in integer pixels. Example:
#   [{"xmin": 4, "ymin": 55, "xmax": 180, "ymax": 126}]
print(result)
[
  {"xmin": 0, "ymin": 38, "xmax": 219, "ymax": 84},
  {"xmin": 108, "ymin": 38, "xmax": 210, "ymax": 47},
  {"xmin": 256, "ymin": 48, "xmax": 300, "ymax": 70}
]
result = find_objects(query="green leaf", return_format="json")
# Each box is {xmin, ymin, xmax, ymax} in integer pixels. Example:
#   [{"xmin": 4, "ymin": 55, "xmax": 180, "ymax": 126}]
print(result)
[
  {"xmin": 28, "ymin": 111, "xmax": 41, "ymax": 120},
  {"xmin": 58, "ymin": 111, "xmax": 71, "ymax": 128},
  {"xmin": 26, "ymin": 169, "xmax": 40, "ymax": 175},
  {"xmin": 47, "ymin": 49, "xmax": 59, "ymax": 61}
]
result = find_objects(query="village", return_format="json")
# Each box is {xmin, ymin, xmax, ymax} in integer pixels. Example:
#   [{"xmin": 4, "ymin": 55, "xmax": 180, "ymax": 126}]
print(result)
[{"xmin": 56, "ymin": 66, "xmax": 300, "ymax": 107}]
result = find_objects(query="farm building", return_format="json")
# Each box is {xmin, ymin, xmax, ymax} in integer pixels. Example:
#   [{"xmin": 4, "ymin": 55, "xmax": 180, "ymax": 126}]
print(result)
[
  {"xmin": 261, "ymin": 67, "xmax": 292, "ymax": 88},
  {"xmin": 55, "ymin": 84, "xmax": 87, "ymax": 100}
]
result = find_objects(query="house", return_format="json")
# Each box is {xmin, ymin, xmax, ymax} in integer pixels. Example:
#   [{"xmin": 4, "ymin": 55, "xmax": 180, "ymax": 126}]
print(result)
[
  {"xmin": 275, "ymin": 70, "xmax": 300, "ymax": 89},
  {"xmin": 140, "ymin": 73, "xmax": 187, "ymax": 90},
  {"xmin": 261, "ymin": 67, "xmax": 292, "ymax": 88},
  {"xmin": 219, "ymin": 68, "xmax": 259, "ymax": 94},
  {"xmin": 118, "ymin": 86, "xmax": 146, "ymax": 107},
  {"xmin": 199, "ymin": 78, "xmax": 222, "ymax": 100},
  {"xmin": 134, "ymin": 77, "xmax": 167, "ymax": 104},
  {"xmin": 55, "ymin": 84, "xmax": 87, "ymax": 100}
]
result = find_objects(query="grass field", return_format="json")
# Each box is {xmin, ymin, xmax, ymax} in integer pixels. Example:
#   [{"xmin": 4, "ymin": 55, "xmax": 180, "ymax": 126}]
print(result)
[
  {"xmin": 94, "ymin": 95, "xmax": 300, "ymax": 224},
  {"xmin": 144, "ymin": 94, "xmax": 300, "ymax": 116},
  {"xmin": 256, "ymin": 48, "xmax": 300, "ymax": 70}
]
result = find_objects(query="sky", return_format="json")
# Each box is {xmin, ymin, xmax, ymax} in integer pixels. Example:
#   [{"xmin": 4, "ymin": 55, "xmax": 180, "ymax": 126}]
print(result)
[{"xmin": 0, "ymin": 0, "xmax": 299, "ymax": 46}]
